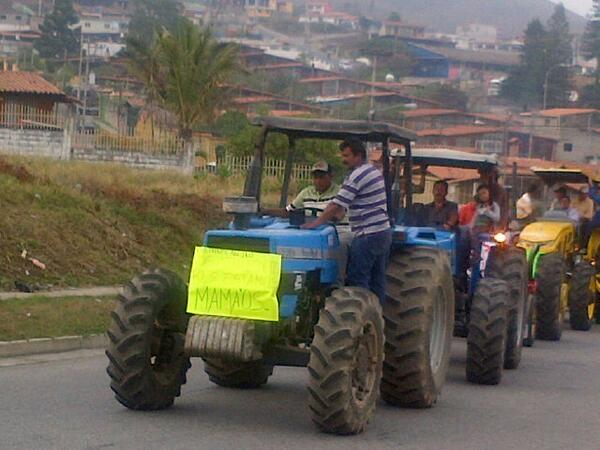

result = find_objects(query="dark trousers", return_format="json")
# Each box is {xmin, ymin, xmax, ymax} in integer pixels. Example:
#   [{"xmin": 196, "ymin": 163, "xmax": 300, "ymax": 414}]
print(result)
[{"xmin": 346, "ymin": 229, "xmax": 392, "ymax": 305}]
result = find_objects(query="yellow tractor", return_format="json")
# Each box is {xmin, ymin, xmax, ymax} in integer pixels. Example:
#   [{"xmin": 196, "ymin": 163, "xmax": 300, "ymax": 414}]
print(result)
[{"xmin": 517, "ymin": 168, "xmax": 598, "ymax": 342}]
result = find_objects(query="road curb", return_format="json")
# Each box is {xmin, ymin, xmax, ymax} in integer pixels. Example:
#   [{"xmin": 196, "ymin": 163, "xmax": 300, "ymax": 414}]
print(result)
[{"xmin": 0, "ymin": 334, "xmax": 107, "ymax": 358}]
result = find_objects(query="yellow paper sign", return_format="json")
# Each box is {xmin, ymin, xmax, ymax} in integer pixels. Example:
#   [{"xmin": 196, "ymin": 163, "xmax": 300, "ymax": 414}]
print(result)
[{"xmin": 187, "ymin": 246, "xmax": 282, "ymax": 322}]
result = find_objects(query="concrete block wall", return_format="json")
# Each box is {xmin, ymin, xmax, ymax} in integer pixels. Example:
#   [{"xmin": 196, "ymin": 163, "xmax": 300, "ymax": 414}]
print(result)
[
  {"xmin": 71, "ymin": 147, "xmax": 192, "ymax": 173},
  {"xmin": 0, "ymin": 127, "xmax": 70, "ymax": 160}
]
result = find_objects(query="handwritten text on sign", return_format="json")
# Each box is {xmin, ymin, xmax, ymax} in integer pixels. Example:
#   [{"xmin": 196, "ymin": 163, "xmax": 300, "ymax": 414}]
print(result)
[{"xmin": 187, "ymin": 247, "xmax": 282, "ymax": 321}]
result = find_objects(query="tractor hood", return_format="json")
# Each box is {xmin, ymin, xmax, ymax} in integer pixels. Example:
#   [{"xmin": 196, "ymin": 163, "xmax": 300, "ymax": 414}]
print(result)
[{"xmin": 519, "ymin": 221, "xmax": 575, "ymax": 244}]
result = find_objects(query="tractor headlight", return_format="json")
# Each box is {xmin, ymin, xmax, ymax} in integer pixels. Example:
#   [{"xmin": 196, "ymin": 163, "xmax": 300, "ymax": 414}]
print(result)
[{"xmin": 493, "ymin": 232, "xmax": 508, "ymax": 244}]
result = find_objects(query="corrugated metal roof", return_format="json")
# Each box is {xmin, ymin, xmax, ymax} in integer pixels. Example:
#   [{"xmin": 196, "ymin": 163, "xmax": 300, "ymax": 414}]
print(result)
[
  {"xmin": 418, "ymin": 125, "xmax": 502, "ymax": 137},
  {"xmin": 0, "ymin": 71, "xmax": 65, "ymax": 96}
]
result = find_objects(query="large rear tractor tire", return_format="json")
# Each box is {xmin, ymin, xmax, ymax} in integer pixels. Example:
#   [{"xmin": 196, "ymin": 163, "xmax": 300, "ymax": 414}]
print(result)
[
  {"xmin": 466, "ymin": 278, "xmax": 509, "ymax": 385},
  {"xmin": 569, "ymin": 261, "xmax": 595, "ymax": 331},
  {"xmin": 106, "ymin": 269, "xmax": 191, "ymax": 410},
  {"xmin": 487, "ymin": 247, "xmax": 528, "ymax": 370},
  {"xmin": 204, "ymin": 359, "xmax": 273, "ymax": 388},
  {"xmin": 307, "ymin": 287, "xmax": 384, "ymax": 435},
  {"xmin": 535, "ymin": 253, "xmax": 564, "ymax": 341},
  {"xmin": 381, "ymin": 247, "xmax": 454, "ymax": 408}
]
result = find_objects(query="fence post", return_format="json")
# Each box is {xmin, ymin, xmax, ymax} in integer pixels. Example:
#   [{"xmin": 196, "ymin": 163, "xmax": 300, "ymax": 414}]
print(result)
[{"xmin": 183, "ymin": 140, "xmax": 194, "ymax": 175}]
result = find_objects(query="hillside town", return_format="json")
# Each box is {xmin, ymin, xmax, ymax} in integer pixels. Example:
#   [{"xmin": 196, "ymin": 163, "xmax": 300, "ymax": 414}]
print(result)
[
  {"xmin": 4, "ymin": 0, "xmax": 600, "ymax": 448},
  {"xmin": 0, "ymin": 0, "xmax": 598, "ymax": 179}
]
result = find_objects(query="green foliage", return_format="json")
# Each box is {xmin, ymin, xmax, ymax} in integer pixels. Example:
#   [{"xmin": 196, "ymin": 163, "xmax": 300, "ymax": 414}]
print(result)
[
  {"xmin": 582, "ymin": 1, "xmax": 600, "ymax": 83},
  {"xmin": 501, "ymin": 5, "xmax": 573, "ymax": 109},
  {"xmin": 421, "ymin": 83, "xmax": 468, "ymax": 110},
  {"xmin": 34, "ymin": 0, "xmax": 79, "ymax": 63},
  {"xmin": 126, "ymin": 22, "xmax": 240, "ymax": 138},
  {"xmin": 222, "ymin": 116, "xmax": 342, "ymax": 172},
  {"xmin": 388, "ymin": 12, "xmax": 401, "ymax": 21},
  {"xmin": 579, "ymin": 83, "xmax": 600, "ymax": 108},
  {"xmin": 355, "ymin": 37, "xmax": 414, "ymax": 80},
  {"xmin": 127, "ymin": 0, "xmax": 185, "ymax": 49}
]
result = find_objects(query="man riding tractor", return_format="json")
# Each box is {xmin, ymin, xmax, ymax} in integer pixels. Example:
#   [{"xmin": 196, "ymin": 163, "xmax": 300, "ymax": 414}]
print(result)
[
  {"xmin": 391, "ymin": 148, "xmax": 530, "ymax": 385},
  {"xmin": 517, "ymin": 168, "xmax": 599, "ymax": 340},
  {"xmin": 105, "ymin": 117, "xmax": 455, "ymax": 435}
]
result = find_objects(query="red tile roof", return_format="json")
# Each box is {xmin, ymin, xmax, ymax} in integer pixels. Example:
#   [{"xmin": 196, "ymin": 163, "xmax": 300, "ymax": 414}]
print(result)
[
  {"xmin": 417, "ymin": 125, "xmax": 502, "ymax": 137},
  {"xmin": 522, "ymin": 108, "xmax": 598, "ymax": 118},
  {"xmin": 0, "ymin": 71, "xmax": 65, "ymax": 96},
  {"xmin": 401, "ymin": 108, "xmax": 460, "ymax": 118}
]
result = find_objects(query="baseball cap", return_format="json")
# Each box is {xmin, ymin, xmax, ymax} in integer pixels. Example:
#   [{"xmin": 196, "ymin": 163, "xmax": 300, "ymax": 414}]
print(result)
[{"xmin": 311, "ymin": 161, "xmax": 331, "ymax": 173}]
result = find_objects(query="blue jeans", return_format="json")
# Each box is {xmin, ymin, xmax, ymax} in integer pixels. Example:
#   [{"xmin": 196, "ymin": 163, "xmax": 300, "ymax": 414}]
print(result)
[{"xmin": 346, "ymin": 229, "xmax": 392, "ymax": 305}]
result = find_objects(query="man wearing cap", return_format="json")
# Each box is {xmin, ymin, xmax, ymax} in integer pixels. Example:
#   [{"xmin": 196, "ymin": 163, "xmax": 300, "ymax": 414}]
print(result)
[
  {"xmin": 302, "ymin": 138, "xmax": 391, "ymax": 304},
  {"xmin": 263, "ymin": 161, "xmax": 339, "ymax": 218},
  {"xmin": 550, "ymin": 185, "xmax": 568, "ymax": 210}
]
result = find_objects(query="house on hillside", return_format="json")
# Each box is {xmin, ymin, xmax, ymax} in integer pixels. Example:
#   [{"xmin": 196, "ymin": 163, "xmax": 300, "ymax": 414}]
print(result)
[
  {"xmin": 416, "ymin": 124, "xmax": 557, "ymax": 160},
  {"xmin": 379, "ymin": 20, "xmax": 425, "ymax": 39},
  {"xmin": 520, "ymin": 109, "xmax": 600, "ymax": 164},
  {"xmin": 398, "ymin": 108, "xmax": 507, "ymax": 130},
  {"xmin": 0, "ymin": 70, "xmax": 74, "ymax": 129}
]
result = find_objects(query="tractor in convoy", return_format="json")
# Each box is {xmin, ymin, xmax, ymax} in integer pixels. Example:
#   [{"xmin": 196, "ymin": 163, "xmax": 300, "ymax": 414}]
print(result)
[
  {"xmin": 517, "ymin": 168, "xmax": 599, "ymax": 340},
  {"xmin": 105, "ymin": 117, "xmax": 455, "ymax": 435},
  {"xmin": 392, "ymin": 148, "xmax": 529, "ymax": 385}
]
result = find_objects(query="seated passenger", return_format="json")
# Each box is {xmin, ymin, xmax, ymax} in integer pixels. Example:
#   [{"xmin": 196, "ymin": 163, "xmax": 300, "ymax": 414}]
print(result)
[
  {"xmin": 423, "ymin": 180, "xmax": 458, "ymax": 230},
  {"xmin": 470, "ymin": 184, "xmax": 501, "ymax": 234},
  {"xmin": 262, "ymin": 161, "xmax": 340, "ymax": 218},
  {"xmin": 553, "ymin": 196, "xmax": 580, "ymax": 222}
]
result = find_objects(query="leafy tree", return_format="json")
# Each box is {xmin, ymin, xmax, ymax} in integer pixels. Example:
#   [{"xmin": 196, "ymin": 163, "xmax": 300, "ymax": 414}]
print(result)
[
  {"xmin": 127, "ymin": 0, "xmax": 185, "ymax": 49},
  {"xmin": 356, "ymin": 37, "xmax": 414, "ymax": 80},
  {"xmin": 501, "ymin": 5, "xmax": 573, "ymax": 109},
  {"xmin": 388, "ymin": 12, "xmax": 401, "ymax": 21},
  {"xmin": 582, "ymin": 0, "xmax": 600, "ymax": 86},
  {"xmin": 126, "ymin": 22, "xmax": 240, "ymax": 140},
  {"xmin": 34, "ymin": 0, "xmax": 79, "ymax": 62},
  {"xmin": 545, "ymin": 3, "xmax": 573, "ymax": 107},
  {"xmin": 579, "ymin": 83, "xmax": 600, "ymax": 108},
  {"xmin": 421, "ymin": 83, "xmax": 468, "ymax": 111}
]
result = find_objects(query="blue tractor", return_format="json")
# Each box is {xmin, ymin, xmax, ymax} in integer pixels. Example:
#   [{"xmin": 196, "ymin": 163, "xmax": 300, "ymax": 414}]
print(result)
[
  {"xmin": 105, "ymin": 118, "xmax": 455, "ymax": 435},
  {"xmin": 392, "ymin": 148, "xmax": 530, "ymax": 385}
]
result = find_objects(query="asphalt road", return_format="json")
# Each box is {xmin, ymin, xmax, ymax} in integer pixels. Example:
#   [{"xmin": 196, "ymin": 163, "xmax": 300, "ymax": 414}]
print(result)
[{"xmin": 2, "ymin": 329, "xmax": 600, "ymax": 450}]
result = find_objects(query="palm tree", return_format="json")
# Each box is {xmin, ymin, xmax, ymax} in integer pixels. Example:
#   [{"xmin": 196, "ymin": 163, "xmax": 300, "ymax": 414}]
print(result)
[{"xmin": 126, "ymin": 21, "xmax": 239, "ymax": 140}]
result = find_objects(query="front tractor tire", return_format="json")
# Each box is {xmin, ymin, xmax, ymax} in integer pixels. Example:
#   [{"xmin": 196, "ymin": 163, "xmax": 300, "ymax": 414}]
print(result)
[
  {"xmin": 535, "ymin": 253, "xmax": 565, "ymax": 341},
  {"xmin": 307, "ymin": 287, "xmax": 384, "ymax": 435},
  {"xmin": 569, "ymin": 261, "xmax": 596, "ymax": 331},
  {"xmin": 106, "ymin": 269, "xmax": 191, "ymax": 410},
  {"xmin": 466, "ymin": 278, "xmax": 509, "ymax": 385},
  {"xmin": 487, "ymin": 247, "xmax": 528, "ymax": 370},
  {"xmin": 203, "ymin": 359, "xmax": 274, "ymax": 388},
  {"xmin": 382, "ymin": 247, "xmax": 455, "ymax": 407}
]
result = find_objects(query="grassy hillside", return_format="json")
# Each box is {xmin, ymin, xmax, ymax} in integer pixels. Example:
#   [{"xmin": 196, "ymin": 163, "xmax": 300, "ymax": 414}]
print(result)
[{"xmin": 0, "ymin": 156, "xmax": 235, "ymax": 291}]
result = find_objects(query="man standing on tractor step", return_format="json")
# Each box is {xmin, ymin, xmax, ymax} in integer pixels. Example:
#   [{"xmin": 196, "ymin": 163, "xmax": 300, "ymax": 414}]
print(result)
[{"xmin": 302, "ymin": 138, "xmax": 392, "ymax": 304}]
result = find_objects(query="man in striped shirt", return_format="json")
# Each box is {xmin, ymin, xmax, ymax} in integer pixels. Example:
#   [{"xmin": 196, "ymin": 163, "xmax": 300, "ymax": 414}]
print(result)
[{"xmin": 302, "ymin": 138, "xmax": 392, "ymax": 304}]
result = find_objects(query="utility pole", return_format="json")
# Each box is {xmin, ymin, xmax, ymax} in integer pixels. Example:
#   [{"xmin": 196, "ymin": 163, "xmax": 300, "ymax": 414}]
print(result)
[{"xmin": 82, "ymin": 40, "xmax": 90, "ymax": 125}]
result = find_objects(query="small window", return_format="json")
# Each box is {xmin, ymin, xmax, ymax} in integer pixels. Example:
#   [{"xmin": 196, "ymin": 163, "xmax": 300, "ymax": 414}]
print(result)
[
  {"xmin": 85, "ymin": 22, "xmax": 91, "ymax": 27},
  {"xmin": 544, "ymin": 118, "xmax": 551, "ymax": 126},
  {"xmin": 104, "ymin": 23, "xmax": 110, "ymax": 29},
  {"xmin": 15, "ymin": 16, "xmax": 21, "ymax": 20},
  {"xmin": 564, "ymin": 143, "xmax": 573, "ymax": 152},
  {"xmin": 0, "ymin": 15, "xmax": 7, "ymax": 20}
]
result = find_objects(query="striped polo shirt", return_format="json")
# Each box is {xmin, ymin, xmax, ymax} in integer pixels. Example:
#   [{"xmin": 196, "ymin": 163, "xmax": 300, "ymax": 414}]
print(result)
[
  {"xmin": 286, "ymin": 183, "xmax": 339, "ymax": 214},
  {"xmin": 332, "ymin": 163, "xmax": 390, "ymax": 236}
]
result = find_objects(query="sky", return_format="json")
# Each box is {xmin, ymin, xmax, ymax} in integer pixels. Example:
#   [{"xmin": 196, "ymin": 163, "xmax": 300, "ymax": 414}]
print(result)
[{"xmin": 552, "ymin": 0, "xmax": 593, "ymax": 16}]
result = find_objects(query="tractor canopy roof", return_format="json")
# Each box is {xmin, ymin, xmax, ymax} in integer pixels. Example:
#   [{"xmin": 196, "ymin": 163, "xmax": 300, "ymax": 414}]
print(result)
[
  {"xmin": 531, "ymin": 168, "xmax": 590, "ymax": 185},
  {"xmin": 392, "ymin": 148, "xmax": 499, "ymax": 171},
  {"xmin": 251, "ymin": 116, "xmax": 417, "ymax": 145}
]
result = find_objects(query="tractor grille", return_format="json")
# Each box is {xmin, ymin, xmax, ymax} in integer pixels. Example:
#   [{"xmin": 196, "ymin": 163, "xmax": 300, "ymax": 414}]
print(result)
[{"xmin": 206, "ymin": 236, "xmax": 271, "ymax": 253}]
